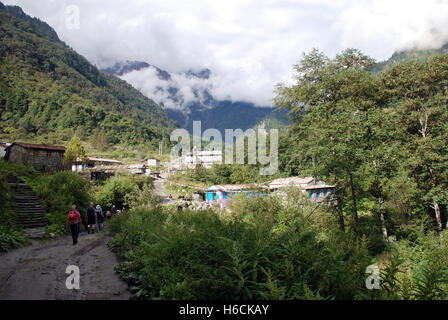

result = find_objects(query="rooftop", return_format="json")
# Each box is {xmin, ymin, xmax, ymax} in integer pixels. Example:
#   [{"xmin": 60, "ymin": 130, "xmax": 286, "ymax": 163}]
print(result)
[
  {"xmin": 269, "ymin": 177, "xmax": 335, "ymax": 189},
  {"xmin": 207, "ymin": 184, "xmax": 266, "ymax": 192},
  {"xmin": 9, "ymin": 142, "xmax": 66, "ymax": 152}
]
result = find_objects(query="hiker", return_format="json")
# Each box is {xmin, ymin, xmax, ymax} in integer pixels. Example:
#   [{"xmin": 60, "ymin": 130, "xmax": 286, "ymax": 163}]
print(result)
[
  {"xmin": 95, "ymin": 205, "xmax": 104, "ymax": 231},
  {"xmin": 86, "ymin": 202, "xmax": 97, "ymax": 234},
  {"xmin": 66, "ymin": 204, "xmax": 82, "ymax": 245},
  {"xmin": 111, "ymin": 205, "xmax": 117, "ymax": 218},
  {"xmin": 106, "ymin": 210, "xmax": 111, "ymax": 220}
]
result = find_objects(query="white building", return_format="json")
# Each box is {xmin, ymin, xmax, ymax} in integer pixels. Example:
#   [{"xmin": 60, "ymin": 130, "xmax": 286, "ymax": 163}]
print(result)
[
  {"xmin": 147, "ymin": 159, "xmax": 160, "ymax": 167},
  {"xmin": 183, "ymin": 150, "xmax": 223, "ymax": 169},
  {"xmin": 269, "ymin": 177, "xmax": 336, "ymax": 204}
]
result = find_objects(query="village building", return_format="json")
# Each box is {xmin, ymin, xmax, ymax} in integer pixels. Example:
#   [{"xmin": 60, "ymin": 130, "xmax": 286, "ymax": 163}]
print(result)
[
  {"xmin": 5, "ymin": 142, "xmax": 66, "ymax": 172},
  {"xmin": 183, "ymin": 150, "xmax": 223, "ymax": 169},
  {"xmin": 268, "ymin": 177, "xmax": 336, "ymax": 203},
  {"xmin": 206, "ymin": 184, "xmax": 268, "ymax": 208},
  {"xmin": 146, "ymin": 159, "xmax": 161, "ymax": 167},
  {"xmin": 72, "ymin": 157, "xmax": 123, "ymax": 172}
]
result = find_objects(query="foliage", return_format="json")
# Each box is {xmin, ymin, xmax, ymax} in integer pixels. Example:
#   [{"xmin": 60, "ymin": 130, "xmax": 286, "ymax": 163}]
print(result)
[
  {"xmin": 0, "ymin": 225, "xmax": 29, "ymax": 252},
  {"xmin": 0, "ymin": 4, "xmax": 175, "ymax": 147},
  {"xmin": 109, "ymin": 195, "xmax": 371, "ymax": 300},
  {"xmin": 24, "ymin": 171, "xmax": 92, "ymax": 235},
  {"xmin": 94, "ymin": 173, "xmax": 155, "ymax": 210},
  {"xmin": 64, "ymin": 134, "xmax": 88, "ymax": 166},
  {"xmin": 275, "ymin": 48, "xmax": 448, "ymax": 238},
  {"xmin": 372, "ymin": 226, "xmax": 448, "ymax": 300}
]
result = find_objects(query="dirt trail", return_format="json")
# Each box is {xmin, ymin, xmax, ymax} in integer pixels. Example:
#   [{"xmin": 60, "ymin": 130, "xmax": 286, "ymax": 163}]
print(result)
[
  {"xmin": 153, "ymin": 178, "xmax": 176, "ymax": 205},
  {"xmin": 0, "ymin": 227, "xmax": 131, "ymax": 300}
]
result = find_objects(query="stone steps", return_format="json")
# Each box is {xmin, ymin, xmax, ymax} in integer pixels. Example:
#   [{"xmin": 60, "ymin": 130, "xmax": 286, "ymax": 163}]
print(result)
[{"xmin": 7, "ymin": 175, "xmax": 47, "ymax": 238}]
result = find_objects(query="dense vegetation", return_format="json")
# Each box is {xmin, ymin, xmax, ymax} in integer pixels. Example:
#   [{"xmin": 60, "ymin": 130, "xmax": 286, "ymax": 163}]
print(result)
[
  {"xmin": 110, "ymin": 190, "xmax": 448, "ymax": 300},
  {"xmin": 275, "ymin": 49, "xmax": 448, "ymax": 237},
  {"xmin": 109, "ymin": 193, "xmax": 371, "ymax": 300},
  {"xmin": 0, "ymin": 3, "xmax": 175, "ymax": 148},
  {"xmin": 0, "ymin": 156, "xmax": 157, "ymax": 250}
]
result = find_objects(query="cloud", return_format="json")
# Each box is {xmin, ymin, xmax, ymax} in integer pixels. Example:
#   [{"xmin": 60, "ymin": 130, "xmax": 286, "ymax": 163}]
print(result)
[
  {"xmin": 121, "ymin": 66, "xmax": 216, "ymax": 112},
  {"xmin": 4, "ymin": 0, "xmax": 448, "ymax": 106}
]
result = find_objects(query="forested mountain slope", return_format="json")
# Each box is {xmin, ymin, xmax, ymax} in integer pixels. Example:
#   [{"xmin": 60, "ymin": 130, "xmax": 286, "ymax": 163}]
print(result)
[{"xmin": 0, "ymin": 2, "xmax": 175, "ymax": 147}]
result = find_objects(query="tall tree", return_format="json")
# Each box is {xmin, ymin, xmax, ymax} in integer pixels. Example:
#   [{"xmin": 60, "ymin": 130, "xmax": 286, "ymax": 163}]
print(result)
[
  {"xmin": 275, "ymin": 48, "xmax": 380, "ymax": 234},
  {"xmin": 382, "ymin": 56, "xmax": 448, "ymax": 231},
  {"xmin": 64, "ymin": 134, "xmax": 88, "ymax": 167}
]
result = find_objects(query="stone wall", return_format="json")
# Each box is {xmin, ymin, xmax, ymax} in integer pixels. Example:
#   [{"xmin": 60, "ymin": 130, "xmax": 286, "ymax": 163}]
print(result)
[{"xmin": 7, "ymin": 145, "xmax": 65, "ymax": 172}]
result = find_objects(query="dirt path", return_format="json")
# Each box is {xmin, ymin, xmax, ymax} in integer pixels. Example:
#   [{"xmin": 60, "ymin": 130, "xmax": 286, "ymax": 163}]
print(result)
[
  {"xmin": 0, "ymin": 227, "xmax": 131, "ymax": 300},
  {"xmin": 154, "ymin": 178, "xmax": 176, "ymax": 205}
]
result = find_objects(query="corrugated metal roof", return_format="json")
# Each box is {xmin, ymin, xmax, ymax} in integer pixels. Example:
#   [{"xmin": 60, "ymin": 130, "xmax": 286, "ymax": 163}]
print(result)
[
  {"xmin": 269, "ymin": 177, "xmax": 315, "ymax": 188},
  {"xmin": 88, "ymin": 157, "xmax": 122, "ymax": 163},
  {"xmin": 10, "ymin": 143, "xmax": 66, "ymax": 152},
  {"xmin": 269, "ymin": 177, "xmax": 335, "ymax": 190},
  {"xmin": 208, "ymin": 184, "xmax": 260, "ymax": 192},
  {"xmin": 303, "ymin": 184, "xmax": 335, "ymax": 190}
]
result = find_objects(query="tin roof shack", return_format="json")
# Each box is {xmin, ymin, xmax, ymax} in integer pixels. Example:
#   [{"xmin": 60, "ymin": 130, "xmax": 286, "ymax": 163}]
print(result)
[
  {"xmin": 5, "ymin": 143, "xmax": 66, "ymax": 173},
  {"xmin": 206, "ymin": 184, "xmax": 268, "ymax": 209},
  {"xmin": 127, "ymin": 164, "xmax": 148, "ymax": 175},
  {"xmin": 72, "ymin": 157, "xmax": 123, "ymax": 172},
  {"xmin": 269, "ymin": 177, "xmax": 336, "ymax": 204}
]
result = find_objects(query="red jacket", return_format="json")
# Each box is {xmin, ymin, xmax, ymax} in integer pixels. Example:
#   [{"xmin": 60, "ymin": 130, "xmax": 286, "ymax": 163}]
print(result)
[{"xmin": 67, "ymin": 210, "xmax": 81, "ymax": 224}]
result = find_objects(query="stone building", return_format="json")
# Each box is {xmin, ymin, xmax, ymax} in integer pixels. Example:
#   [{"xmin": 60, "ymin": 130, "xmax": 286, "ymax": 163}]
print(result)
[{"xmin": 5, "ymin": 143, "xmax": 66, "ymax": 172}]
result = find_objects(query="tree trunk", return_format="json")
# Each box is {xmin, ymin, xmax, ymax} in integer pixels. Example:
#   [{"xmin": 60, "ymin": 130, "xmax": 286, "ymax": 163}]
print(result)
[
  {"xmin": 333, "ymin": 175, "xmax": 345, "ymax": 233},
  {"xmin": 433, "ymin": 199, "xmax": 443, "ymax": 231},
  {"xmin": 380, "ymin": 211, "xmax": 388, "ymax": 241},
  {"xmin": 349, "ymin": 173, "xmax": 359, "ymax": 228}
]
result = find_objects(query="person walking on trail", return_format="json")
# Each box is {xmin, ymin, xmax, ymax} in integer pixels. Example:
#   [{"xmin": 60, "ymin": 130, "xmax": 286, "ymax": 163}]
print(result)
[
  {"xmin": 66, "ymin": 204, "xmax": 82, "ymax": 245},
  {"xmin": 95, "ymin": 205, "xmax": 104, "ymax": 232},
  {"xmin": 111, "ymin": 205, "xmax": 117, "ymax": 218},
  {"xmin": 86, "ymin": 202, "xmax": 97, "ymax": 234}
]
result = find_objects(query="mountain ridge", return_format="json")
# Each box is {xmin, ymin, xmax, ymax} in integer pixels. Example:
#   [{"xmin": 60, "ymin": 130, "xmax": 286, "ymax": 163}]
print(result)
[
  {"xmin": 0, "ymin": 2, "xmax": 175, "ymax": 148},
  {"xmin": 103, "ymin": 61, "xmax": 289, "ymax": 135}
]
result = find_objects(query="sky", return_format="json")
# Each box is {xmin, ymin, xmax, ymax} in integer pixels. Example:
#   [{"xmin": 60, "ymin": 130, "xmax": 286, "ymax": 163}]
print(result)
[{"xmin": 4, "ymin": 0, "xmax": 448, "ymax": 107}]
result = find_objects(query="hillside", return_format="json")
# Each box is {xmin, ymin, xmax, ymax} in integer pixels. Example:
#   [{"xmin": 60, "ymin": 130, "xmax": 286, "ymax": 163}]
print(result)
[
  {"xmin": 0, "ymin": 3, "xmax": 175, "ymax": 148},
  {"xmin": 372, "ymin": 42, "xmax": 448, "ymax": 72}
]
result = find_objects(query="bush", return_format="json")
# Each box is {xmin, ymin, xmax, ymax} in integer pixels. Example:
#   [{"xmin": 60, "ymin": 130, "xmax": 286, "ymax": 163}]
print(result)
[
  {"xmin": 0, "ymin": 226, "xmax": 29, "ymax": 253},
  {"xmin": 94, "ymin": 173, "xmax": 155, "ymax": 210},
  {"xmin": 374, "ymin": 226, "xmax": 448, "ymax": 300},
  {"xmin": 109, "ymin": 196, "xmax": 372, "ymax": 300},
  {"xmin": 28, "ymin": 171, "xmax": 92, "ymax": 234}
]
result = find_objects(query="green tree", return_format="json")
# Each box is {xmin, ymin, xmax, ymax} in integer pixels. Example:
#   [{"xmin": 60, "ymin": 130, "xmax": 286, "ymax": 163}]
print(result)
[
  {"xmin": 64, "ymin": 134, "xmax": 88, "ymax": 166},
  {"xmin": 274, "ymin": 48, "xmax": 380, "ymax": 234}
]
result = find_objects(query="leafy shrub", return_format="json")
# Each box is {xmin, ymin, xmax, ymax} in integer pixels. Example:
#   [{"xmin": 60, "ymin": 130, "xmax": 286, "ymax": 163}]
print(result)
[
  {"xmin": 0, "ymin": 226, "xmax": 29, "ymax": 252},
  {"xmin": 374, "ymin": 226, "xmax": 448, "ymax": 300},
  {"xmin": 109, "ymin": 196, "xmax": 372, "ymax": 300},
  {"xmin": 94, "ymin": 173, "xmax": 154, "ymax": 210},
  {"xmin": 28, "ymin": 171, "xmax": 92, "ymax": 233}
]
